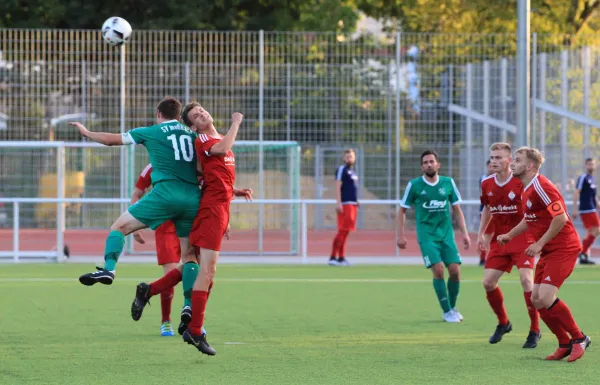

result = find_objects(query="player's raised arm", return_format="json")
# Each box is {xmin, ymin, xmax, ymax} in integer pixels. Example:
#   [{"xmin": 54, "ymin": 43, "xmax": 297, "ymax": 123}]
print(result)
[
  {"xmin": 209, "ymin": 112, "xmax": 243, "ymax": 155},
  {"xmin": 69, "ymin": 122, "xmax": 126, "ymax": 146}
]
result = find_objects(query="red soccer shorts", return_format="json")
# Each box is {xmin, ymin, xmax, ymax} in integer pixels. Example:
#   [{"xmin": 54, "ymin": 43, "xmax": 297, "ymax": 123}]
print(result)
[
  {"xmin": 337, "ymin": 204, "xmax": 358, "ymax": 231},
  {"xmin": 155, "ymin": 220, "xmax": 181, "ymax": 265},
  {"xmin": 580, "ymin": 212, "xmax": 600, "ymax": 229},
  {"xmin": 190, "ymin": 202, "xmax": 230, "ymax": 252},
  {"xmin": 485, "ymin": 232, "xmax": 534, "ymax": 273},
  {"xmin": 534, "ymin": 247, "xmax": 579, "ymax": 288}
]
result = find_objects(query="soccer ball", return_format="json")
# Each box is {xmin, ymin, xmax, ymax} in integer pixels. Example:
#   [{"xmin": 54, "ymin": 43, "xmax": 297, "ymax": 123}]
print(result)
[{"xmin": 101, "ymin": 17, "xmax": 132, "ymax": 46}]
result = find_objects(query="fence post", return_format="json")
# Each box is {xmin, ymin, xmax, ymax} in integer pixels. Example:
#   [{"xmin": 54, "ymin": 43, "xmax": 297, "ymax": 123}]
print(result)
[
  {"xmin": 560, "ymin": 51, "xmax": 568, "ymax": 193},
  {"xmin": 185, "ymin": 62, "xmax": 191, "ymax": 104},
  {"xmin": 448, "ymin": 64, "xmax": 454, "ymax": 176},
  {"xmin": 539, "ymin": 53, "xmax": 547, "ymax": 155},
  {"xmin": 531, "ymin": 33, "xmax": 537, "ymax": 148},
  {"xmin": 119, "ymin": 44, "xmax": 127, "ymax": 217},
  {"xmin": 501, "ymin": 58, "xmax": 508, "ymax": 143},
  {"xmin": 395, "ymin": 31, "xmax": 402, "ymax": 202},
  {"xmin": 13, "ymin": 202, "xmax": 19, "ymax": 263},
  {"xmin": 483, "ymin": 61, "xmax": 490, "ymax": 169},
  {"xmin": 56, "ymin": 144, "xmax": 65, "ymax": 262},
  {"xmin": 301, "ymin": 201, "xmax": 308, "ymax": 264},
  {"xmin": 583, "ymin": 46, "xmax": 591, "ymax": 160},
  {"xmin": 466, "ymin": 64, "xmax": 473, "ymax": 230},
  {"xmin": 258, "ymin": 30, "xmax": 265, "ymax": 255}
]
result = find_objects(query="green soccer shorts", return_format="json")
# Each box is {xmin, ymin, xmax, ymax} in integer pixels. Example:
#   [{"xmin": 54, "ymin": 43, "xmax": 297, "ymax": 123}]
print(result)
[
  {"xmin": 128, "ymin": 181, "xmax": 200, "ymax": 237},
  {"xmin": 418, "ymin": 238, "xmax": 462, "ymax": 268}
]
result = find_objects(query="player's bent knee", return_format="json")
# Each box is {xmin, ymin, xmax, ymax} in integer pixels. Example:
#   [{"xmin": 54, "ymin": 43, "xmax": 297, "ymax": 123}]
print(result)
[
  {"xmin": 482, "ymin": 278, "xmax": 498, "ymax": 292},
  {"xmin": 431, "ymin": 263, "xmax": 444, "ymax": 279},
  {"xmin": 591, "ymin": 227, "xmax": 600, "ymax": 237}
]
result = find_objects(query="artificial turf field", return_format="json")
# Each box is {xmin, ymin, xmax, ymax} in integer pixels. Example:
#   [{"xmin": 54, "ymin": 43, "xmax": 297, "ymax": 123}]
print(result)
[{"xmin": 1, "ymin": 263, "xmax": 599, "ymax": 385}]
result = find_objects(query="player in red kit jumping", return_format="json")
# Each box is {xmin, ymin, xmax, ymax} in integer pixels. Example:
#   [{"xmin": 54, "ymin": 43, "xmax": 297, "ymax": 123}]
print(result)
[
  {"xmin": 497, "ymin": 147, "xmax": 590, "ymax": 362},
  {"xmin": 477, "ymin": 143, "xmax": 540, "ymax": 348}
]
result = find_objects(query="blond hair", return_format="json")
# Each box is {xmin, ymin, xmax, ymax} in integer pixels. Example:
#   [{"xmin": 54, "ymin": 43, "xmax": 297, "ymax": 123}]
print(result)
[
  {"xmin": 489, "ymin": 142, "xmax": 512, "ymax": 153},
  {"xmin": 515, "ymin": 146, "xmax": 545, "ymax": 168}
]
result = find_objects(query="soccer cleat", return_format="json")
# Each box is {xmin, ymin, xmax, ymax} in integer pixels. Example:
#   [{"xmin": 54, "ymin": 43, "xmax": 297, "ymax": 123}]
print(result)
[
  {"xmin": 131, "ymin": 283, "xmax": 151, "ymax": 321},
  {"xmin": 568, "ymin": 335, "xmax": 591, "ymax": 362},
  {"xmin": 160, "ymin": 321, "xmax": 175, "ymax": 337},
  {"xmin": 442, "ymin": 311, "xmax": 461, "ymax": 323},
  {"xmin": 545, "ymin": 344, "xmax": 572, "ymax": 360},
  {"xmin": 522, "ymin": 331, "xmax": 541, "ymax": 348},
  {"xmin": 337, "ymin": 257, "xmax": 351, "ymax": 266},
  {"xmin": 451, "ymin": 308, "xmax": 464, "ymax": 321},
  {"xmin": 579, "ymin": 253, "xmax": 596, "ymax": 265},
  {"xmin": 79, "ymin": 267, "xmax": 115, "ymax": 286},
  {"xmin": 183, "ymin": 330, "xmax": 216, "ymax": 356},
  {"xmin": 328, "ymin": 257, "xmax": 339, "ymax": 266},
  {"xmin": 178, "ymin": 306, "xmax": 192, "ymax": 335},
  {"xmin": 489, "ymin": 322, "xmax": 512, "ymax": 344}
]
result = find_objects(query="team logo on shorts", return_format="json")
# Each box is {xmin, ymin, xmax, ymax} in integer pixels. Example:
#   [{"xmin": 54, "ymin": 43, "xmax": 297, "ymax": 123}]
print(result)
[
  {"xmin": 508, "ymin": 191, "xmax": 515, "ymax": 200},
  {"xmin": 526, "ymin": 199, "xmax": 532, "ymax": 208}
]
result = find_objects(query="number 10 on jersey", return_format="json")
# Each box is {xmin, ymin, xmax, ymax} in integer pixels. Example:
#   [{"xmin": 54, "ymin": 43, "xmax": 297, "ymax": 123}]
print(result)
[{"xmin": 167, "ymin": 135, "xmax": 194, "ymax": 162}]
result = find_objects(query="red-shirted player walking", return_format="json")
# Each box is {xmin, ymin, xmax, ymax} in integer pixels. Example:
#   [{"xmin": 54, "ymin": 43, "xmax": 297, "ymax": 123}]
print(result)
[
  {"xmin": 131, "ymin": 163, "xmax": 181, "ymax": 336},
  {"xmin": 497, "ymin": 147, "xmax": 590, "ymax": 362},
  {"xmin": 477, "ymin": 143, "xmax": 540, "ymax": 348}
]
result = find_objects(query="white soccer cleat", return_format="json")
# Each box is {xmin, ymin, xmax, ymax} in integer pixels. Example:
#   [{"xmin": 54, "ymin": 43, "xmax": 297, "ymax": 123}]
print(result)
[
  {"xmin": 451, "ymin": 308, "xmax": 464, "ymax": 321},
  {"xmin": 443, "ymin": 311, "xmax": 461, "ymax": 323}
]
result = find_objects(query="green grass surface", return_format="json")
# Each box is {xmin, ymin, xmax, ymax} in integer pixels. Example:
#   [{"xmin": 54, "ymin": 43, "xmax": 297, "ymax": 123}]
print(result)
[{"xmin": 1, "ymin": 264, "xmax": 599, "ymax": 384}]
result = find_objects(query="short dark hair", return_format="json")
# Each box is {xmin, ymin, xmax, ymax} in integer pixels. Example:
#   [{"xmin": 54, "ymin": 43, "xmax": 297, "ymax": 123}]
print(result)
[
  {"xmin": 181, "ymin": 101, "xmax": 202, "ymax": 127},
  {"xmin": 486, "ymin": 160, "xmax": 491, "ymax": 165},
  {"xmin": 421, "ymin": 149, "xmax": 439, "ymax": 163},
  {"xmin": 344, "ymin": 148, "xmax": 355, "ymax": 155},
  {"xmin": 585, "ymin": 158, "xmax": 594, "ymax": 163},
  {"xmin": 157, "ymin": 97, "xmax": 182, "ymax": 120}
]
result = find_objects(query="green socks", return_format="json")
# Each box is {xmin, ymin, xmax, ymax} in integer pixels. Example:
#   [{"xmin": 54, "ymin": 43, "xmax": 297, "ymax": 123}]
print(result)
[
  {"xmin": 447, "ymin": 279, "xmax": 460, "ymax": 309},
  {"xmin": 182, "ymin": 261, "xmax": 199, "ymax": 308},
  {"xmin": 103, "ymin": 230, "xmax": 125, "ymax": 271},
  {"xmin": 433, "ymin": 278, "xmax": 451, "ymax": 313}
]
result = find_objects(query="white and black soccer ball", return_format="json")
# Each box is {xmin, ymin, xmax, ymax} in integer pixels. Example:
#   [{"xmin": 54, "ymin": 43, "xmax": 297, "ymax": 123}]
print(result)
[{"xmin": 101, "ymin": 17, "xmax": 132, "ymax": 47}]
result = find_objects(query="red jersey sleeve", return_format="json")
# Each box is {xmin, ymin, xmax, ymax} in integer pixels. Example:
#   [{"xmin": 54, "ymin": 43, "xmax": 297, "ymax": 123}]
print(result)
[
  {"xmin": 480, "ymin": 181, "xmax": 489, "ymax": 207},
  {"xmin": 135, "ymin": 164, "xmax": 152, "ymax": 190},
  {"xmin": 195, "ymin": 134, "xmax": 221, "ymax": 156},
  {"xmin": 532, "ymin": 177, "xmax": 566, "ymax": 217}
]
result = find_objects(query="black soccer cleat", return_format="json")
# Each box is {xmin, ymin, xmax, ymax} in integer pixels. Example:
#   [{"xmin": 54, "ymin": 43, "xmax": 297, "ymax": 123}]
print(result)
[
  {"xmin": 522, "ymin": 330, "xmax": 541, "ymax": 348},
  {"xmin": 178, "ymin": 306, "xmax": 192, "ymax": 335},
  {"xmin": 79, "ymin": 267, "xmax": 114, "ymax": 286},
  {"xmin": 489, "ymin": 322, "xmax": 512, "ymax": 344},
  {"xmin": 131, "ymin": 283, "xmax": 151, "ymax": 321},
  {"xmin": 183, "ymin": 330, "xmax": 216, "ymax": 356},
  {"xmin": 579, "ymin": 253, "xmax": 596, "ymax": 265}
]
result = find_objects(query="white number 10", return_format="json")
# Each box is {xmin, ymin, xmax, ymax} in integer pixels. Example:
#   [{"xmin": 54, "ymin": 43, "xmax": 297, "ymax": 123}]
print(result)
[{"xmin": 167, "ymin": 135, "xmax": 194, "ymax": 162}]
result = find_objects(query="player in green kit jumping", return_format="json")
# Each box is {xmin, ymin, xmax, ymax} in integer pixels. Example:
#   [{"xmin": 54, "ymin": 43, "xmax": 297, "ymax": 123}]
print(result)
[
  {"xmin": 396, "ymin": 150, "xmax": 471, "ymax": 323},
  {"xmin": 69, "ymin": 97, "xmax": 200, "ymax": 286}
]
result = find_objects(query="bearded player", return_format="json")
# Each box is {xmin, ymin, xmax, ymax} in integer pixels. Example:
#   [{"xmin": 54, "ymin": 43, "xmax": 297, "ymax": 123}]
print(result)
[
  {"xmin": 477, "ymin": 143, "xmax": 540, "ymax": 348},
  {"xmin": 497, "ymin": 147, "xmax": 590, "ymax": 362}
]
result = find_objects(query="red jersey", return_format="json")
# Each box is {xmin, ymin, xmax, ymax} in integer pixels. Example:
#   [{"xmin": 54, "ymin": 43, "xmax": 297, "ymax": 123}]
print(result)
[
  {"xmin": 480, "ymin": 173, "xmax": 526, "ymax": 237},
  {"xmin": 195, "ymin": 133, "xmax": 235, "ymax": 204},
  {"xmin": 522, "ymin": 173, "xmax": 580, "ymax": 252}
]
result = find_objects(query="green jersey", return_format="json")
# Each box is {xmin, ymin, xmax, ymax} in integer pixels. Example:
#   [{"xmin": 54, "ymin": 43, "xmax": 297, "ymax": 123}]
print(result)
[
  {"xmin": 400, "ymin": 175, "xmax": 462, "ymax": 242},
  {"xmin": 123, "ymin": 120, "xmax": 198, "ymax": 186}
]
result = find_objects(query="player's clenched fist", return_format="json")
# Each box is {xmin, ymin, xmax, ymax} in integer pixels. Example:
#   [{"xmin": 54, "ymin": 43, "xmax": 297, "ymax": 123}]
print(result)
[
  {"xmin": 232, "ymin": 112, "xmax": 244, "ymax": 125},
  {"xmin": 496, "ymin": 233, "xmax": 511, "ymax": 245},
  {"xmin": 396, "ymin": 235, "xmax": 407, "ymax": 249}
]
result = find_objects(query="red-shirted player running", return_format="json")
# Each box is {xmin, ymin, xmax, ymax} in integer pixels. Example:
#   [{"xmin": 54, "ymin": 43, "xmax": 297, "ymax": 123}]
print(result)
[
  {"xmin": 131, "ymin": 163, "xmax": 181, "ymax": 336},
  {"xmin": 477, "ymin": 143, "xmax": 540, "ymax": 348},
  {"xmin": 497, "ymin": 147, "xmax": 591, "ymax": 362}
]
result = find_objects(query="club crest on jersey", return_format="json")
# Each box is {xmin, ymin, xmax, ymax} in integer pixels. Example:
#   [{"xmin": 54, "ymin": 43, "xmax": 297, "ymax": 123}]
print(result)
[
  {"xmin": 526, "ymin": 199, "xmax": 532, "ymax": 208},
  {"xmin": 508, "ymin": 191, "xmax": 515, "ymax": 200},
  {"xmin": 438, "ymin": 188, "xmax": 446, "ymax": 195},
  {"xmin": 423, "ymin": 200, "xmax": 447, "ymax": 210}
]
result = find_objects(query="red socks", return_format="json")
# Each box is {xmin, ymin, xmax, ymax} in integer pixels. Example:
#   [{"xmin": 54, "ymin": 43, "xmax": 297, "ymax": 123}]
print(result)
[
  {"xmin": 523, "ymin": 292, "xmax": 540, "ymax": 333},
  {"xmin": 188, "ymin": 290, "xmax": 209, "ymax": 335},
  {"xmin": 486, "ymin": 287, "xmax": 508, "ymax": 325},
  {"xmin": 160, "ymin": 287, "xmax": 174, "ymax": 323},
  {"xmin": 330, "ymin": 230, "xmax": 350, "ymax": 258},
  {"xmin": 582, "ymin": 234, "xmax": 595, "ymax": 255},
  {"xmin": 548, "ymin": 299, "xmax": 584, "ymax": 341},
  {"xmin": 538, "ymin": 307, "xmax": 571, "ymax": 345},
  {"xmin": 150, "ymin": 268, "xmax": 182, "ymax": 296}
]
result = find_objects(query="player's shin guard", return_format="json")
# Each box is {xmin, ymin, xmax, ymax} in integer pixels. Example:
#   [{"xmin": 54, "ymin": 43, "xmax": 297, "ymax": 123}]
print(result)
[
  {"xmin": 182, "ymin": 261, "xmax": 199, "ymax": 308},
  {"xmin": 160, "ymin": 287, "xmax": 174, "ymax": 323},
  {"xmin": 338, "ymin": 231, "xmax": 349, "ymax": 258},
  {"xmin": 447, "ymin": 279, "xmax": 460, "ymax": 309},
  {"xmin": 582, "ymin": 234, "xmax": 595, "ymax": 255},
  {"xmin": 538, "ymin": 307, "xmax": 571, "ymax": 345},
  {"xmin": 149, "ymin": 268, "xmax": 182, "ymax": 296},
  {"xmin": 547, "ymin": 298, "xmax": 584, "ymax": 341},
  {"xmin": 523, "ymin": 292, "xmax": 540, "ymax": 333},
  {"xmin": 188, "ymin": 290, "xmax": 209, "ymax": 335},
  {"xmin": 486, "ymin": 287, "xmax": 509, "ymax": 325},
  {"xmin": 433, "ymin": 279, "xmax": 451, "ymax": 313},
  {"xmin": 103, "ymin": 230, "xmax": 125, "ymax": 271}
]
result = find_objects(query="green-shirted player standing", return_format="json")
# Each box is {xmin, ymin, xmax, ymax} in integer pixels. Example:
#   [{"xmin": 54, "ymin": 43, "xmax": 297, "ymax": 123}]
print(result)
[
  {"xmin": 70, "ymin": 97, "xmax": 200, "ymax": 286},
  {"xmin": 396, "ymin": 150, "xmax": 471, "ymax": 323}
]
